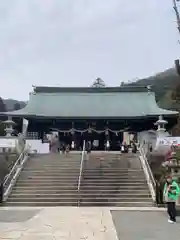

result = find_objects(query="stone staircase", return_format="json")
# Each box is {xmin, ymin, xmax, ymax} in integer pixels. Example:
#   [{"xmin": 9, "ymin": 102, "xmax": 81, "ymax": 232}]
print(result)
[
  {"xmin": 79, "ymin": 152, "xmax": 153, "ymax": 207},
  {"xmin": 6, "ymin": 153, "xmax": 81, "ymax": 206},
  {"xmin": 6, "ymin": 152, "xmax": 153, "ymax": 207}
]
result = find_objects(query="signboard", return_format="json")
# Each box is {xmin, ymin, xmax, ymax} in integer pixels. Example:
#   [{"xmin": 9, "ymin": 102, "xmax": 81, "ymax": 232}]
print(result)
[{"xmin": 156, "ymin": 137, "xmax": 180, "ymax": 147}]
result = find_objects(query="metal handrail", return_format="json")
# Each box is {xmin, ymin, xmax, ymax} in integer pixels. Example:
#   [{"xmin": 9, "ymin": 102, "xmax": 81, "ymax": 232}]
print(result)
[
  {"xmin": 141, "ymin": 147, "xmax": 156, "ymax": 187},
  {"xmin": 78, "ymin": 140, "xmax": 86, "ymax": 192},
  {"xmin": 139, "ymin": 146, "xmax": 156, "ymax": 201},
  {"xmin": 3, "ymin": 147, "xmax": 28, "ymax": 190}
]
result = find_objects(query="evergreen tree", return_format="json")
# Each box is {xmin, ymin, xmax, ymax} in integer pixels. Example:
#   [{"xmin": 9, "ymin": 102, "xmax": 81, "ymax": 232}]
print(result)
[
  {"xmin": 0, "ymin": 97, "xmax": 6, "ymax": 112},
  {"xmin": 91, "ymin": 78, "xmax": 106, "ymax": 88},
  {"xmin": 0, "ymin": 122, "xmax": 4, "ymax": 136},
  {"xmin": 14, "ymin": 102, "xmax": 21, "ymax": 110}
]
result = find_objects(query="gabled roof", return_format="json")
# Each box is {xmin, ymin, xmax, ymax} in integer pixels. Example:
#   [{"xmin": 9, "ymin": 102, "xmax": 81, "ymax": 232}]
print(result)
[{"xmin": 0, "ymin": 86, "xmax": 178, "ymax": 119}]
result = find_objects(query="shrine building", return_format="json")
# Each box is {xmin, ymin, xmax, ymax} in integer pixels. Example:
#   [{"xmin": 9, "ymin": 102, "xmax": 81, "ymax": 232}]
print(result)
[{"xmin": 0, "ymin": 85, "xmax": 178, "ymax": 150}]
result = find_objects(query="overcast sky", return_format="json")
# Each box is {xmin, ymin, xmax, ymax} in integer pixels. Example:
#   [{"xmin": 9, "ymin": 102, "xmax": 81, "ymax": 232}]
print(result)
[{"xmin": 0, "ymin": 0, "xmax": 179, "ymax": 100}]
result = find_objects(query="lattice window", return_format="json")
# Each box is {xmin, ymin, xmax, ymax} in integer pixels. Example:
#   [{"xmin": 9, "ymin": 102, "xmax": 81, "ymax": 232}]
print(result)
[{"xmin": 26, "ymin": 132, "xmax": 39, "ymax": 139}]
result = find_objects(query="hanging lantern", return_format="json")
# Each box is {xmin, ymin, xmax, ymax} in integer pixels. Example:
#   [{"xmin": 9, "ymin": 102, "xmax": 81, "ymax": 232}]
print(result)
[
  {"xmin": 115, "ymin": 132, "xmax": 118, "ymax": 136},
  {"xmin": 71, "ymin": 141, "xmax": 75, "ymax": 149},
  {"xmin": 71, "ymin": 128, "xmax": 75, "ymax": 135},
  {"xmin": 105, "ymin": 129, "xmax": 109, "ymax": 135},
  {"xmin": 88, "ymin": 128, "xmax": 92, "ymax": 133}
]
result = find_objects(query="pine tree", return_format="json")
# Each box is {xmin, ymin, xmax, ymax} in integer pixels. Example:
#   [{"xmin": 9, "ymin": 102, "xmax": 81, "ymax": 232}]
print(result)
[
  {"xmin": 14, "ymin": 102, "xmax": 21, "ymax": 110},
  {"xmin": 0, "ymin": 97, "xmax": 6, "ymax": 112},
  {"xmin": 91, "ymin": 78, "xmax": 106, "ymax": 88}
]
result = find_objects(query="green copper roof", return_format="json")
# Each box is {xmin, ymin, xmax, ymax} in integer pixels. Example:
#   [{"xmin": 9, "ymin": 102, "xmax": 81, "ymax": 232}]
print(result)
[{"xmin": 1, "ymin": 86, "xmax": 178, "ymax": 118}]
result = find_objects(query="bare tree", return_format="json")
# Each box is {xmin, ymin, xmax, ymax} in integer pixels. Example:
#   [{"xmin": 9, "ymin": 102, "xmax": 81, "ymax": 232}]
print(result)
[
  {"xmin": 172, "ymin": 0, "xmax": 180, "ymax": 35},
  {"xmin": 173, "ymin": 1, "xmax": 180, "ymax": 75}
]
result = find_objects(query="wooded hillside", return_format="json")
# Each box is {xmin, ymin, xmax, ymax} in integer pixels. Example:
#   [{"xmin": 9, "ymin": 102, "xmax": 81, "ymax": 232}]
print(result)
[{"xmin": 125, "ymin": 68, "xmax": 180, "ymax": 111}]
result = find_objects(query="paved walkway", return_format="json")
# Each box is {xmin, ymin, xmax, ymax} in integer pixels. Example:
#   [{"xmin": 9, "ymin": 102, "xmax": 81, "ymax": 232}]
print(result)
[
  {"xmin": 0, "ymin": 207, "xmax": 118, "ymax": 239},
  {"xmin": 112, "ymin": 210, "xmax": 180, "ymax": 240},
  {"xmin": 0, "ymin": 207, "xmax": 179, "ymax": 240}
]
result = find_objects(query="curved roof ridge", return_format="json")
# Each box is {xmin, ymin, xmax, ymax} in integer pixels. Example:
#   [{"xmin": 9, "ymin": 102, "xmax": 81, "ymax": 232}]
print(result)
[{"xmin": 34, "ymin": 86, "xmax": 150, "ymax": 93}]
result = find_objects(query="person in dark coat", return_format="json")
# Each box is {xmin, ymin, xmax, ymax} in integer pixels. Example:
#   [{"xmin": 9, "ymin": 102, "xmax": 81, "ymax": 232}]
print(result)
[
  {"xmin": 86, "ymin": 141, "xmax": 91, "ymax": 154},
  {"xmin": 0, "ymin": 156, "xmax": 9, "ymax": 203},
  {"xmin": 132, "ymin": 142, "xmax": 137, "ymax": 153}
]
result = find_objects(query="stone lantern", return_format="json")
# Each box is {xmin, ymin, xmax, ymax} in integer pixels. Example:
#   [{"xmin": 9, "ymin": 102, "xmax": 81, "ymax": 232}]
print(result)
[
  {"xmin": 154, "ymin": 115, "xmax": 168, "ymax": 138},
  {"xmin": 3, "ymin": 120, "xmax": 16, "ymax": 137}
]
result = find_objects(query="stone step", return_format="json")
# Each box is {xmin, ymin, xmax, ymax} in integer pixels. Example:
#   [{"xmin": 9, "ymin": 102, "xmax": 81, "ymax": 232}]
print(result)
[
  {"xmin": 17, "ymin": 176, "xmax": 146, "ymax": 181},
  {"xmin": 83, "ymin": 176, "xmax": 146, "ymax": 179},
  {"xmin": 24, "ymin": 167, "xmax": 141, "ymax": 171},
  {"xmin": 79, "ymin": 202, "xmax": 153, "ymax": 207},
  {"xmin": 81, "ymin": 180, "xmax": 147, "ymax": 184},
  {"xmin": 13, "ymin": 185, "xmax": 148, "ymax": 191},
  {"xmin": 83, "ymin": 170, "xmax": 144, "ymax": 173},
  {"xmin": 10, "ymin": 193, "xmax": 151, "ymax": 198},
  {"xmin": 21, "ymin": 169, "xmax": 144, "ymax": 174},
  {"xmin": 20, "ymin": 173, "xmax": 145, "ymax": 178},
  {"xmin": 24, "ymin": 168, "xmax": 81, "ymax": 171},
  {"xmin": 13, "ymin": 186, "xmax": 79, "ymax": 190},
  {"xmin": 12, "ymin": 189, "xmax": 150, "ymax": 196},
  {"xmin": 14, "ymin": 183, "xmax": 148, "ymax": 189},
  {"xmin": 15, "ymin": 182, "xmax": 147, "ymax": 187},
  {"xmin": 18, "ymin": 177, "xmax": 79, "ymax": 180},
  {"xmin": 25, "ymin": 164, "xmax": 81, "ymax": 168},
  {"xmin": 5, "ymin": 201, "xmax": 153, "ymax": 207},
  {"xmin": 26, "ymin": 162, "xmax": 81, "ymax": 165},
  {"xmin": 29, "ymin": 158, "xmax": 81, "ymax": 161},
  {"xmin": 11, "ymin": 189, "xmax": 150, "ymax": 194},
  {"xmin": 7, "ymin": 197, "xmax": 151, "ymax": 203},
  {"xmin": 23, "ymin": 168, "xmax": 81, "ymax": 172},
  {"xmin": 18, "ymin": 174, "xmax": 145, "ymax": 179},
  {"xmin": 16, "ymin": 181, "xmax": 147, "ymax": 186},
  {"xmin": 85, "ymin": 169, "xmax": 142, "ymax": 173},
  {"xmin": 17, "ymin": 179, "xmax": 146, "ymax": 185},
  {"xmin": 80, "ymin": 185, "xmax": 148, "ymax": 190},
  {"xmin": 15, "ymin": 183, "xmax": 78, "ymax": 187}
]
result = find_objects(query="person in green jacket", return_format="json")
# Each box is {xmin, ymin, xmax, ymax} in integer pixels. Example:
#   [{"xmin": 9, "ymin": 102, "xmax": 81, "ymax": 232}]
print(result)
[{"xmin": 163, "ymin": 175, "xmax": 180, "ymax": 223}]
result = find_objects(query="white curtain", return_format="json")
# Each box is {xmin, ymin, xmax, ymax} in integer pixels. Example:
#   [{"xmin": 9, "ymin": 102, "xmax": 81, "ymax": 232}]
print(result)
[{"xmin": 22, "ymin": 118, "xmax": 29, "ymax": 137}]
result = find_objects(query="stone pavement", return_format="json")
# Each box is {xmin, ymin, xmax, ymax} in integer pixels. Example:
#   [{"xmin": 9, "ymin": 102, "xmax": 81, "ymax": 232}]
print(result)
[
  {"xmin": 0, "ymin": 207, "xmax": 179, "ymax": 240},
  {"xmin": 0, "ymin": 207, "xmax": 118, "ymax": 239},
  {"xmin": 112, "ymin": 210, "xmax": 180, "ymax": 240}
]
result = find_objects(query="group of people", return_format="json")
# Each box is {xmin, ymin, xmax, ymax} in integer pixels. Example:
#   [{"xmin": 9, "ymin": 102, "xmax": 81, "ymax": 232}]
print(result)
[
  {"xmin": 49, "ymin": 137, "xmax": 138, "ymax": 153},
  {"xmin": 49, "ymin": 135, "xmax": 71, "ymax": 153},
  {"xmin": 120, "ymin": 141, "xmax": 138, "ymax": 153}
]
